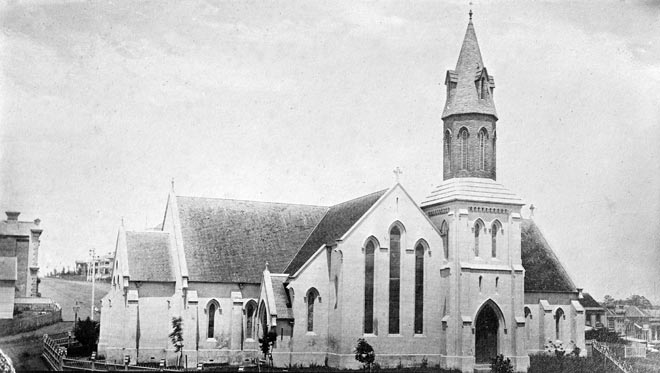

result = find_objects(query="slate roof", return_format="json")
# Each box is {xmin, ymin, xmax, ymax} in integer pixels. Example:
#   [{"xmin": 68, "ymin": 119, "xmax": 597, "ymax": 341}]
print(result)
[
  {"xmin": 521, "ymin": 219, "xmax": 576, "ymax": 292},
  {"xmin": 442, "ymin": 20, "xmax": 497, "ymax": 119},
  {"xmin": 176, "ymin": 196, "xmax": 328, "ymax": 283},
  {"xmin": 270, "ymin": 275, "xmax": 293, "ymax": 319},
  {"xmin": 422, "ymin": 177, "xmax": 523, "ymax": 207},
  {"xmin": 125, "ymin": 231, "xmax": 175, "ymax": 282},
  {"xmin": 579, "ymin": 293, "xmax": 603, "ymax": 309},
  {"xmin": 625, "ymin": 306, "xmax": 649, "ymax": 318},
  {"xmin": 0, "ymin": 257, "xmax": 17, "ymax": 281},
  {"xmin": 285, "ymin": 189, "xmax": 387, "ymax": 275}
]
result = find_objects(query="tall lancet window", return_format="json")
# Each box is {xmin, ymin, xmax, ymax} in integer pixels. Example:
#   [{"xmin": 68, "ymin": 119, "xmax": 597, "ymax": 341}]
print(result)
[
  {"xmin": 440, "ymin": 221, "xmax": 449, "ymax": 260},
  {"xmin": 491, "ymin": 221, "xmax": 501, "ymax": 258},
  {"xmin": 478, "ymin": 129, "xmax": 488, "ymax": 170},
  {"xmin": 474, "ymin": 220, "xmax": 482, "ymax": 257},
  {"xmin": 306, "ymin": 288, "xmax": 319, "ymax": 332},
  {"xmin": 459, "ymin": 128, "xmax": 469, "ymax": 170},
  {"xmin": 364, "ymin": 240, "xmax": 375, "ymax": 334},
  {"xmin": 389, "ymin": 226, "xmax": 401, "ymax": 334},
  {"xmin": 207, "ymin": 303, "xmax": 217, "ymax": 338},
  {"xmin": 414, "ymin": 242, "xmax": 425, "ymax": 334},
  {"xmin": 444, "ymin": 130, "xmax": 452, "ymax": 171}
]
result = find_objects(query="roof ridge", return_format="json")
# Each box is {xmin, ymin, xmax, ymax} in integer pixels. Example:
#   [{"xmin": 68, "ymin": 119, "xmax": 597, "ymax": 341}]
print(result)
[
  {"xmin": 176, "ymin": 195, "xmax": 328, "ymax": 208},
  {"xmin": 329, "ymin": 188, "xmax": 389, "ymax": 209}
]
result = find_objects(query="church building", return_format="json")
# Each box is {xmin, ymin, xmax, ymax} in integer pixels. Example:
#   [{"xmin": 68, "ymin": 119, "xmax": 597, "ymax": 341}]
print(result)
[{"xmin": 99, "ymin": 15, "xmax": 585, "ymax": 372}]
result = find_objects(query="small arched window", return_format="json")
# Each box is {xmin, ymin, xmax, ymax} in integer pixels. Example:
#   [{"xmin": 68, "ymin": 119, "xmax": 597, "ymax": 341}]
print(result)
[
  {"xmin": 555, "ymin": 308, "xmax": 565, "ymax": 340},
  {"xmin": 414, "ymin": 242, "xmax": 425, "ymax": 334},
  {"xmin": 440, "ymin": 221, "xmax": 449, "ymax": 260},
  {"xmin": 459, "ymin": 128, "xmax": 469, "ymax": 170},
  {"xmin": 444, "ymin": 130, "xmax": 452, "ymax": 171},
  {"xmin": 364, "ymin": 239, "xmax": 375, "ymax": 334},
  {"xmin": 474, "ymin": 220, "xmax": 483, "ymax": 257},
  {"xmin": 491, "ymin": 221, "xmax": 501, "ymax": 258},
  {"xmin": 481, "ymin": 77, "xmax": 488, "ymax": 99},
  {"xmin": 478, "ymin": 129, "xmax": 488, "ymax": 171},
  {"xmin": 307, "ymin": 288, "xmax": 319, "ymax": 332},
  {"xmin": 478, "ymin": 276, "xmax": 483, "ymax": 292}
]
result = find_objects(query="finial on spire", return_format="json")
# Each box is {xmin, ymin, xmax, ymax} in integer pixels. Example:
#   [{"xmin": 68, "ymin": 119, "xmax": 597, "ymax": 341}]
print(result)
[
  {"xmin": 529, "ymin": 204, "xmax": 535, "ymax": 218},
  {"xmin": 171, "ymin": 177, "xmax": 175, "ymax": 192},
  {"xmin": 469, "ymin": 2, "xmax": 473, "ymax": 21},
  {"xmin": 393, "ymin": 167, "xmax": 403, "ymax": 183}
]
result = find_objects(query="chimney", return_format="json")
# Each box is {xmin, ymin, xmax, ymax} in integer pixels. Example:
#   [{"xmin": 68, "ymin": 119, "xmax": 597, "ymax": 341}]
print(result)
[
  {"xmin": 6, "ymin": 211, "xmax": 20, "ymax": 221},
  {"xmin": 577, "ymin": 288, "xmax": 584, "ymax": 299}
]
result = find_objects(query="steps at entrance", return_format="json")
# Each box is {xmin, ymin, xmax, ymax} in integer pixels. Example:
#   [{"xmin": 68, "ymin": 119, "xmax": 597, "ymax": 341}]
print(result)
[{"xmin": 474, "ymin": 363, "xmax": 490, "ymax": 373}]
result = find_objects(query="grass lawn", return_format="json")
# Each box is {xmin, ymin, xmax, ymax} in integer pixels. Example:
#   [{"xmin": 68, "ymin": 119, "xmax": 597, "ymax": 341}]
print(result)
[
  {"xmin": 0, "ymin": 321, "xmax": 74, "ymax": 371},
  {"xmin": 40, "ymin": 276, "xmax": 110, "ymax": 321}
]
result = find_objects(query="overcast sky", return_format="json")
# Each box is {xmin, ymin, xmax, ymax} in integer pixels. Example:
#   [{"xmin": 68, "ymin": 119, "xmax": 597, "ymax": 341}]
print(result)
[{"xmin": 1, "ymin": 0, "xmax": 659, "ymax": 304}]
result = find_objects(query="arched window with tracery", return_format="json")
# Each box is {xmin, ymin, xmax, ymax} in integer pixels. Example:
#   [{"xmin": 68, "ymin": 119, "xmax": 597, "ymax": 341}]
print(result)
[
  {"xmin": 459, "ymin": 128, "xmax": 469, "ymax": 170},
  {"xmin": 440, "ymin": 221, "xmax": 449, "ymax": 260},
  {"xmin": 414, "ymin": 242, "xmax": 425, "ymax": 334},
  {"xmin": 478, "ymin": 129, "xmax": 488, "ymax": 170},
  {"xmin": 491, "ymin": 221, "xmax": 501, "ymax": 258},
  {"xmin": 389, "ymin": 226, "xmax": 401, "ymax": 334},
  {"xmin": 364, "ymin": 239, "xmax": 375, "ymax": 334},
  {"xmin": 307, "ymin": 288, "xmax": 319, "ymax": 332},
  {"xmin": 444, "ymin": 129, "xmax": 452, "ymax": 171},
  {"xmin": 474, "ymin": 220, "xmax": 483, "ymax": 257}
]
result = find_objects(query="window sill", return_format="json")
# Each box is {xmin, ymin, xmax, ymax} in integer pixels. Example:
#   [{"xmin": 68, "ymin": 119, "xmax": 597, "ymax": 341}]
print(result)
[
  {"xmin": 206, "ymin": 338, "xmax": 216, "ymax": 342},
  {"xmin": 414, "ymin": 334, "xmax": 427, "ymax": 338},
  {"xmin": 305, "ymin": 332, "xmax": 317, "ymax": 336},
  {"xmin": 388, "ymin": 334, "xmax": 403, "ymax": 338},
  {"xmin": 363, "ymin": 333, "xmax": 377, "ymax": 338}
]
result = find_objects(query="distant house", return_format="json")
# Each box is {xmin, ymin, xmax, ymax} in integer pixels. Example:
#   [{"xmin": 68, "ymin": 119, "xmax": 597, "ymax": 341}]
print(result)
[
  {"xmin": 578, "ymin": 292, "xmax": 606, "ymax": 330},
  {"xmin": 606, "ymin": 306, "xmax": 627, "ymax": 335},
  {"xmin": 0, "ymin": 211, "xmax": 43, "ymax": 319},
  {"xmin": 624, "ymin": 305, "xmax": 651, "ymax": 341},
  {"xmin": 75, "ymin": 252, "xmax": 114, "ymax": 281},
  {"xmin": 642, "ymin": 308, "xmax": 660, "ymax": 342}
]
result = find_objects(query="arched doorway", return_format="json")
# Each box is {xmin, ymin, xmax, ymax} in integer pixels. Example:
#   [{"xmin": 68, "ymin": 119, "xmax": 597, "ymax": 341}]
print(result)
[{"xmin": 475, "ymin": 304, "xmax": 499, "ymax": 363}]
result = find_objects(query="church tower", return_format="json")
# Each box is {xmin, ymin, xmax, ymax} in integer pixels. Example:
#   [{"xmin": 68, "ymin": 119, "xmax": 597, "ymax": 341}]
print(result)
[
  {"xmin": 442, "ymin": 11, "xmax": 497, "ymax": 180},
  {"xmin": 422, "ymin": 12, "xmax": 530, "ymax": 373}
]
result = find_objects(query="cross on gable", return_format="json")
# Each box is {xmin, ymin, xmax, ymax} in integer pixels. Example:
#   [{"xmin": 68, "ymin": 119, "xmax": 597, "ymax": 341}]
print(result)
[{"xmin": 393, "ymin": 167, "xmax": 403, "ymax": 183}]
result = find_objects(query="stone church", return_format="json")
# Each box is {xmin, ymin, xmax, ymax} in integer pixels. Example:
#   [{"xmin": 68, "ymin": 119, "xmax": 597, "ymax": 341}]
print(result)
[{"xmin": 99, "ymin": 15, "xmax": 585, "ymax": 372}]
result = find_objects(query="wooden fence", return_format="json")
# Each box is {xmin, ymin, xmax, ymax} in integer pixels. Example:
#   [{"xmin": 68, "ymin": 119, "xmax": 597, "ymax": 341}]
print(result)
[{"xmin": 43, "ymin": 333, "xmax": 183, "ymax": 372}]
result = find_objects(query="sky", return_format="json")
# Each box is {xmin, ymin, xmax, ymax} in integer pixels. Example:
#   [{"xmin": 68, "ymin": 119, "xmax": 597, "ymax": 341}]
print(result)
[{"xmin": 1, "ymin": 0, "xmax": 659, "ymax": 304}]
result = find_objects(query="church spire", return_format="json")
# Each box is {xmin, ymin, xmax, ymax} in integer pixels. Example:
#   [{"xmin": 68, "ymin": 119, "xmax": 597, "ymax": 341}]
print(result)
[
  {"xmin": 441, "ymin": 14, "xmax": 498, "ymax": 180},
  {"xmin": 442, "ymin": 16, "xmax": 497, "ymax": 120}
]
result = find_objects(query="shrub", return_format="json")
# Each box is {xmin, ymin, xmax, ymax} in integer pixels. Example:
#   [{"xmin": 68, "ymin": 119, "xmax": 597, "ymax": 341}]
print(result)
[
  {"xmin": 168, "ymin": 316, "xmax": 184, "ymax": 367},
  {"xmin": 490, "ymin": 354, "xmax": 513, "ymax": 373},
  {"xmin": 354, "ymin": 338, "xmax": 375, "ymax": 371},
  {"xmin": 74, "ymin": 317, "xmax": 99, "ymax": 354},
  {"xmin": 259, "ymin": 330, "xmax": 278, "ymax": 360}
]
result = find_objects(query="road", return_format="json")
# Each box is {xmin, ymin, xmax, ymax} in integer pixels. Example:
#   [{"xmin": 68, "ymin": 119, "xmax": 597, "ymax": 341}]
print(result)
[{"xmin": 40, "ymin": 277, "xmax": 110, "ymax": 321}]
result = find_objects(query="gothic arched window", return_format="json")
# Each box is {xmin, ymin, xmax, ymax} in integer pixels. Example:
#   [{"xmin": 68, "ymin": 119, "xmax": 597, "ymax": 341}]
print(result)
[
  {"xmin": 307, "ymin": 288, "xmax": 319, "ymax": 332},
  {"xmin": 440, "ymin": 221, "xmax": 449, "ymax": 260},
  {"xmin": 207, "ymin": 302, "xmax": 217, "ymax": 338},
  {"xmin": 364, "ymin": 240, "xmax": 375, "ymax": 334},
  {"xmin": 444, "ymin": 130, "xmax": 452, "ymax": 171},
  {"xmin": 414, "ymin": 242, "xmax": 425, "ymax": 334},
  {"xmin": 389, "ymin": 226, "xmax": 401, "ymax": 334},
  {"xmin": 491, "ymin": 221, "xmax": 501, "ymax": 258},
  {"xmin": 459, "ymin": 128, "xmax": 469, "ymax": 170},
  {"xmin": 474, "ymin": 220, "xmax": 483, "ymax": 257},
  {"xmin": 478, "ymin": 129, "xmax": 488, "ymax": 170},
  {"xmin": 555, "ymin": 308, "xmax": 565, "ymax": 340},
  {"xmin": 245, "ymin": 300, "xmax": 257, "ymax": 339}
]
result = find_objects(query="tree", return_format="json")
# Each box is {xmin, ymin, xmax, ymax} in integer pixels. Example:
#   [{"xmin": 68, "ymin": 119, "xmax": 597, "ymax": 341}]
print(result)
[
  {"xmin": 74, "ymin": 317, "xmax": 99, "ymax": 354},
  {"xmin": 626, "ymin": 294, "xmax": 653, "ymax": 308},
  {"xmin": 168, "ymin": 317, "xmax": 184, "ymax": 367},
  {"xmin": 602, "ymin": 295, "xmax": 615, "ymax": 307},
  {"xmin": 354, "ymin": 338, "xmax": 375, "ymax": 372}
]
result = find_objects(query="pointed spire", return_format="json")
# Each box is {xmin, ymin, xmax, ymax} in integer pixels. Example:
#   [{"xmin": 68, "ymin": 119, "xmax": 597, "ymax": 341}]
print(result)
[{"xmin": 442, "ymin": 15, "xmax": 497, "ymax": 119}]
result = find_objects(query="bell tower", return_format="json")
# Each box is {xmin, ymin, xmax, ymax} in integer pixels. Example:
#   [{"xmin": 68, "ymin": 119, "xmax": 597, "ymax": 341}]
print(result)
[{"xmin": 442, "ymin": 13, "xmax": 497, "ymax": 180}]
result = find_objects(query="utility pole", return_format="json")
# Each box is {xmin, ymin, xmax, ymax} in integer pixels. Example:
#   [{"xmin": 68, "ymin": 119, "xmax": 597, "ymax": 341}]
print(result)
[{"xmin": 90, "ymin": 248, "xmax": 96, "ymax": 321}]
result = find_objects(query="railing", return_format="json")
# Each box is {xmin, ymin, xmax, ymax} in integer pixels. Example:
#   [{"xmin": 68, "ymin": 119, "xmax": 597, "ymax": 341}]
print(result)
[
  {"xmin": 625, "ymin": 346, "xmax": 647, "ymax": 358},
  {"xmin": 42, "ymin": 334, "xmax": 66, "ymax": 371},
  {"xmin": 592, "ymin": 340, "xmax": 640, "ymax": 373}
]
